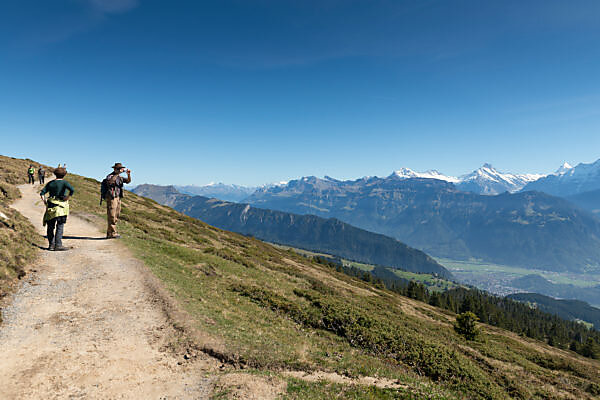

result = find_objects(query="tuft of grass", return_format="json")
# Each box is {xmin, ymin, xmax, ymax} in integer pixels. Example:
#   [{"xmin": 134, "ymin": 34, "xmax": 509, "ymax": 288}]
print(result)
[{"xmin": 283, "ymin": 378, "xmax": 428, "ymax": 400}]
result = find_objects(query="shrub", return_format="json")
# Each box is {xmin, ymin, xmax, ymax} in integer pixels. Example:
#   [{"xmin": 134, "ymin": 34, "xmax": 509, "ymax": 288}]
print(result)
[{"xmin": 454, "ymin": 311, "xmax": 480, "ymax": 341}]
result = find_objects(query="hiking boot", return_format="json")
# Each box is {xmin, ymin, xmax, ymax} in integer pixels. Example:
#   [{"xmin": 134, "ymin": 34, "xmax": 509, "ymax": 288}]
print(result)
[
  {"xmin": 107, "ymin": 235, "xmax": 121, "ymax": 239},
  {"xmin": 53, "ymin": 246, "xmax": 71, "ymax": 251},
  {"xmin": 47, "ymin": 245, "xmax": 54, "ymax": 251}
]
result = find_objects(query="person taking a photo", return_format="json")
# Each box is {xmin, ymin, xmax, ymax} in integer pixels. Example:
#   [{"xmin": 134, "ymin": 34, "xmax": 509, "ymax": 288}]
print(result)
[{"xmin": 101, "ymin": 163, "xmax": 132, "ymax": 239}]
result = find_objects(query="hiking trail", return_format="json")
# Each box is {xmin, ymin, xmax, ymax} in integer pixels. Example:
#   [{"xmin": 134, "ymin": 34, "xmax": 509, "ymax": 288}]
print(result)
[{"xmin": 0, "ymin": 184, "xmax": 214, "ymax": 399}]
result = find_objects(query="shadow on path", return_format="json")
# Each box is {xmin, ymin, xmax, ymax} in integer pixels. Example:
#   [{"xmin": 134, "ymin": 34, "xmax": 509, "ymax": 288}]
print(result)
[
  {"xmin": 41, "ymin": 235, "xmax": 106, "ymax": 241},
  {"xmin": 62, "ymin": 235, "xmax": 106, "ymax": 241}
]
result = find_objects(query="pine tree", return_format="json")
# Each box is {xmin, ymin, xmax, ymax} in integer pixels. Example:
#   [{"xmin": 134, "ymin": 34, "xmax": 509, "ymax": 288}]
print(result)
[{"xmin": 454, "ymin": 311, "xmax": 480, "ymax": 340}]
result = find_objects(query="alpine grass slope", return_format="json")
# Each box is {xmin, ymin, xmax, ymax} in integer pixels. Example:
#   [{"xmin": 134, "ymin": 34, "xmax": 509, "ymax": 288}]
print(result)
[
  {"xmin": 0, "ymin": 156, "xmax": 43, "ymax": 305},
  {"xmin": 1, "ymin": 155, "xmax": 600, "ymax": 399}
]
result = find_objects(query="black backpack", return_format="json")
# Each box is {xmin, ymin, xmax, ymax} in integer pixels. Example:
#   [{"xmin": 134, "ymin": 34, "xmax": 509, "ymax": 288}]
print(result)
[
  {"xmin": 100, "ymin": 174, "xmax": 119, "ymax": 204},
  {"xmin": 100, "ymin": 178, "xmax": 108, "ymax": 204}
]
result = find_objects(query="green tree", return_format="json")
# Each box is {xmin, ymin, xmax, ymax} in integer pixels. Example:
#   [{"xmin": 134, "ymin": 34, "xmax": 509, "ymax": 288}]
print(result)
[
  {"xmin": 459, "ymin": 296, "xmax": 475, "ymax": 313},
  {"xmin": 581, "ymin": 337, "xmax": 600, "ymax": 359},
  {"xmin": 454, "ymin": 311, "xmax": 480, "ymax": 340}
]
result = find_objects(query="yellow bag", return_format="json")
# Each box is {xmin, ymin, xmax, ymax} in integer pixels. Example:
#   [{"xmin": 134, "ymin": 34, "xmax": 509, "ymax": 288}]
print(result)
[{"xmin": 43, "ymin": 197, "xmax": 69, "ymax": 226}]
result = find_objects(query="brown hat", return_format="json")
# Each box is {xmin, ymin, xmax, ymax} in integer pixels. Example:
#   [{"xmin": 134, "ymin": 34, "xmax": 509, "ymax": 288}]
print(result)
[
  {"xmin": 112, "ymin": 163, "xmax": 125, "ymax": 169},
  {"xmin": 54, "ymin": 167, "xmax": 67, "ymax": 178}
]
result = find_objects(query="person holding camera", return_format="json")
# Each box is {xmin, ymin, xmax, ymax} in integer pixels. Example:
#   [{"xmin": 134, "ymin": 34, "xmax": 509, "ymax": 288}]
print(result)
[
  {"xmin": 40, "ymin": 166, "xmax": 74, "ymax": 251},
  {"xmin": 101, "ymin": 163, "xmax": 132, "ymax": 239}
]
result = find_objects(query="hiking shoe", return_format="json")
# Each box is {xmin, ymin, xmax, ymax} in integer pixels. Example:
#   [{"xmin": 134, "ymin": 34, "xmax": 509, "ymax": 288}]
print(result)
[
  {"xmin": 47, "ymin": 245, "xmax": 54, "ymax": 251},
  {"xmin": 53, "ymin": 246, "xmax": 71, "ymax": 251},
  {"xmin": 107, "ymin": 235, "xmax": 121, "ymax": 239}
]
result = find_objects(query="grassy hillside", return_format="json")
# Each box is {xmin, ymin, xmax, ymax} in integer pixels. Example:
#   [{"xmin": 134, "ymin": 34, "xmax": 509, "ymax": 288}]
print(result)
[
  {"xmin": 0, "ymin": 156, "xmax": 43, "ymax": 305},
  {"xmin": 2, "ymin": 155, "xmax": 600, "ymax": 399}
]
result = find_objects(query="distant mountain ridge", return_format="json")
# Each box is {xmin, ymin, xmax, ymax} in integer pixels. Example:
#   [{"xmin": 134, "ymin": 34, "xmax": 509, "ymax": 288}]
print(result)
[
  {"xmin": 175, "ymin": 183, "xmax": 258, "ymax": 202},
  {"xmin": 387, "ymin": 163, "xmax": 544, "ymax": 195},
  {"xmin": 522, "ymin": 158, "xmax": 600, "ymax": 196},
  {"xmin": 567, "ymin": 189, "xmax": 600, "ymax": 215},
  {"xmin": 455, "ymin": 164, "xmax": 544, "ymax": 195},
  {"xmin": 508, "ymin": 292, "xmax": 600, "ymax": 330},
  {"xmin": 245, "ymin": 176, "xmax": 600, "ymax": 273},
  {"xmin": 132, "ymin": 184, "xmax": 452, "ymax": 278},
  {"xmin": 510, "ymin": 275, "xmax": 600, "ymax": 308}
]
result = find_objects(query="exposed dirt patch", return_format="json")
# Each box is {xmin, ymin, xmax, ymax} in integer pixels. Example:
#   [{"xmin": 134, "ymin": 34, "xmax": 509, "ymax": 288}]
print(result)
[{"xmin": 213, "ymin": 372, "xmax": 286, "ymax": 400}]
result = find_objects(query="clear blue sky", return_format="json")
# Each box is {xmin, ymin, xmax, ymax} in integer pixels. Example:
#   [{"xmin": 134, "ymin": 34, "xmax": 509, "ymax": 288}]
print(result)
[{"xmin": 1, "ymin": 0, "xmax": 599, "ymax": 186}]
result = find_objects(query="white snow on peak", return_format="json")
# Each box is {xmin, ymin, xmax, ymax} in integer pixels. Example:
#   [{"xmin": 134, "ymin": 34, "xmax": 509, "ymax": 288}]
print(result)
[
  {"xmin": 391, "ymin": 167, "xmax": 459, "ymax": 183},
  {"xmin": 458, "ymin": 164, "xmax": 544, "ymax": 192},
  {"xmin": 562, "ymin": 159, "xmax": 600, "ymax": 179},
  {"xmin": 555, "ymin": 162, "xmax": 574, "ymax": 175},
  {"xmin": 389, "ymin": 164, "xmax": 543, "ymax": 193},
  {"xmin": 258, "ymin": 180, "xmax": 290, "ymax": 188}
]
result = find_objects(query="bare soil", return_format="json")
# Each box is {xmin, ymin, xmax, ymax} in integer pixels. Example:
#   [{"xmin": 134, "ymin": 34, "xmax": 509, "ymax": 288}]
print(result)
[{"xmin": 0, "ymin": 185, "xmax": 215, "ymax": 399}]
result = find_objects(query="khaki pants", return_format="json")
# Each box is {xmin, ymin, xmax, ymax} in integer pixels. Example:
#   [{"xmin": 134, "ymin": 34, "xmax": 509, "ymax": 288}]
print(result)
[{"xmin": 106, "ymin": 196, "xmax": 122, "ymax": 237}]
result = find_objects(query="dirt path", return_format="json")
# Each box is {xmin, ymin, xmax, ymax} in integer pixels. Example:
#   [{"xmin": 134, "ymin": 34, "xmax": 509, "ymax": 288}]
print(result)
[{"xmin": 0, "ymin": 185, "xmax": 214, "ymax": 399}]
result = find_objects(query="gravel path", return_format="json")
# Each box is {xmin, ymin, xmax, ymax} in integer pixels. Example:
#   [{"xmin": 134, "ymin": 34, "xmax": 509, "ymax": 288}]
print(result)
[{"xmin": 0, "ymin": 185, "xmax": 213, "ymax": 399}]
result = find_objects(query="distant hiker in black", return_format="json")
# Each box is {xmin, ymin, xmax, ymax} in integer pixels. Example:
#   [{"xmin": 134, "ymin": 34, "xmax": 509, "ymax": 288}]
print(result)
[
  {"xmin": 101, "ymin": 162, "xmax": 131, "ymax": 239},
  {"xmin": 27, "ymin": 165, "xmax": 35, "ymax": 185},
  {"xmin": 40, "ymin": 167, "xmax": 74, "ymax": 251},
  {"xmin": 38, "ymin": 166, "xmax": 45, "ymax": 185}
]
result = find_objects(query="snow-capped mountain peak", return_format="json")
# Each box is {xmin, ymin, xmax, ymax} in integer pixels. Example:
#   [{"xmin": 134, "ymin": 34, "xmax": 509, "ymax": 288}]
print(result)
[
  {"xmin": 555, "ymin": 162, "xmax": 574, "ymax": 175},
  {"xmin": 456, "ymin": 164, "xmax": 545, "ymax": 194},
  {"xmin": 388, "ymin": 164, "xmax": 544, "ymax": 194},
  {"xmin": 391, "ymin": 168, "xmax": 459, "ymax": 183},
  {"xmin": 522, "ymin": 158, "xmax": 600, "ymax": 196}
]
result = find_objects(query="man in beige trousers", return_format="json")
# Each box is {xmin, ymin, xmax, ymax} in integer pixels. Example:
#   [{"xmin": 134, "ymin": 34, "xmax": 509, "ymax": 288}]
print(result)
[{"xmin": 102, "ymin": 163, "xmax": 131, "ymax": 239}]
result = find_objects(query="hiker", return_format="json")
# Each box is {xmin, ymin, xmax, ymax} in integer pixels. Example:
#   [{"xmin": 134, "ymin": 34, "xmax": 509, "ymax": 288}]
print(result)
[
  {"xmin": 101, "ymin": 163, "xmax": 131, "ymax": 239},
  {"xmin": 38, "ymin": 166, "xmax": 45, "ymax": 185},
  {"xmin": 27, "ymin": 165, "xmax": 35, "ymax": 185},
  {"xmin": 40, "ymin": 166, "xmax": 74, "ymax": 251}
]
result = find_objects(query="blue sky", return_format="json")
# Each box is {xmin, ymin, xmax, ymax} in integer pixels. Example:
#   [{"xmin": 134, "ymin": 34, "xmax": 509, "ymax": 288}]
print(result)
[{"xmin": 1, "ymin": 0, "xmax": 600, "ymax": 186}]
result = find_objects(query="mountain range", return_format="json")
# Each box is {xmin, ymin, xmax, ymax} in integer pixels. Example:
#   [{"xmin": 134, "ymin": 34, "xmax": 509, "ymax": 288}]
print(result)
[
  {"xmin": 132, "ymin": 184, "xmax": 452, "ymax": 278},
  {"xmin": 522, "ymin": 158, "xmax": 600, "ymax": 196},
  {"xmin": 245, "ymin": 176, "xmax": 600, "ymax": 272},
  {"xmin": 163, "ymin": 160, "xmax": 600, "ymax": 204},
  {"xmin": 391, "ymin": 164, "xmax": 544, "ymax": 195},
  {"xmin": 175, "ymin": 183, "xmax": 258, "ymax": 202}
]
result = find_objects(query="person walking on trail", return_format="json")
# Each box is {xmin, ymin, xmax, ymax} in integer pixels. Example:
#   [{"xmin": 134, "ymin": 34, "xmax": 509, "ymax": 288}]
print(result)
[
  {"xmin": 27, "ymin": 165, "xmax": 35, "ymax": 185},
  {"xmin": 40, "ymin": 166, "xmax": 74, "ymax": 251},
  {"xmin": 101, "ymin": 162, "xmax": 131, "ymax": 239},
  {"xmin": 38, "ymin": 166, "xmax": 45, "ymax": 185}
]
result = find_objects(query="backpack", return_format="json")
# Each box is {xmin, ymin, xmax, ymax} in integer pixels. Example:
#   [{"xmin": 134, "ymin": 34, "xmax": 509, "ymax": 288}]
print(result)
[
  {"xmin": 100, "ymin": 178, "xmax": 109, "ymax": 204},
  {"xmin": 100, "ymin": 174, "xmax": 120, "ymax": 204}
]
